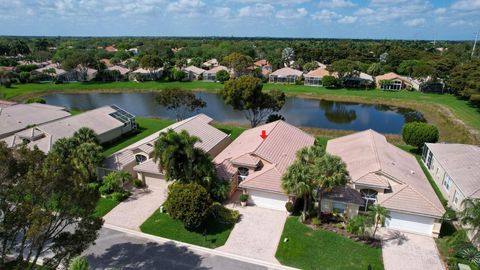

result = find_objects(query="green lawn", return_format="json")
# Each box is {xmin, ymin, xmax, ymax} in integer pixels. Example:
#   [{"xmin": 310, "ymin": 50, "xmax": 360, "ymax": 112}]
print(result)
[
  {"xmin": 276, "ymin": 217, "xmax": 384, "ymax": 270},
  {"xmin": 140, "ymin": 211, "xmax": 234, "ymax": 248},
  {"xmin": 94, "ymin": 197, "xmax": 120, "ymax": 217}
]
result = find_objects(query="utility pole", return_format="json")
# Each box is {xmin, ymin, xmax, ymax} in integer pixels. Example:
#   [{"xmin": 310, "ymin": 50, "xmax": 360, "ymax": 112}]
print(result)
[{"xmin": 472, "ymin": 31, "xmax": 479, "ymax": 58}]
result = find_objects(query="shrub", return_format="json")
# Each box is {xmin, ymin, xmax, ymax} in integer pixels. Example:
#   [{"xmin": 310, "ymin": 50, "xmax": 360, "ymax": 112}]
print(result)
[
  {"xmin": 111, "ymin": 191, "xmax": 129, "ymax": 202},
  {"xmin": 266, "ymin": 114, "xmax": 285, "ymax": 123},
  {"xmin": 164, "ymin": 183, "xmax": 212, "ymax": 229},
  {"xmin": 209, "ymin": 179, "xmax": 230, "ymax": 202},
  {"xmin": 311, "ymin": 217, "xmax": 321, "ymax": 226},
  {"xmin": 285, "ymin": 201, "xmax": 294, "ymax": 213},
  {"xmin": 457, "ymin": 247, "xmax": 480, "ymax": 266},
  {"xmin": 16, "ymin": 64, "xmax": 38, "ymax": 72},
  {"xmin": 216, "ymin": 70, "xmax": 230, "ymax": 83},
  {"xmin": 239, "ymin": 193, "xmax": 248, "ymax": 203},
  {"xmin": 69, "ymin": 256, "xmax": 89, "ymax": 270},
  {"xmin": 171, "ymin": 68, "xmax": 185, "ymax": 81},
  {"xmin": 19, "ymin": 71, "xmax": 31, "ymax": 83},
  {"xmin": 26, "ymin": 97, "xmax": 46, "ymax": 104},
  {"xmin": 402, "ymin": 122, "xmax": 439, "ymax": 149},
  {"xmin": 100, "ymin": 170, "xmax": 132, "ymax": 195},
  {"xmin": 133, "ymin": 179, "xmax": 144, "ymax": 188},
  {"xmin": 210, "ymin": 202, "xmax": 240, "ymax": 224},
  {"xmin": 322, "ymin": 75, "xmax": 339, "ymax": 88}
]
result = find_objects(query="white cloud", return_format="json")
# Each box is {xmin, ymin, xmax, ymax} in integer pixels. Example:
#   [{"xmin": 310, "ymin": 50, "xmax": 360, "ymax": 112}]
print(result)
[
  {"xmin": 318, "ymin": 0, "xmax": 356, "ymax": 9},
  {"xmin": 354, "ymin": 8, "xmax": 374, "ymax": 16},
  {"xmin": 434, "ymin": 8, "xmax": 446, "ymax": 14},
  {"xmin": 338, "ymin": 16, "xmax": 357, "ymax": 24},
  {"xmin": 238, "ymin": 3, "xmax": 274, "ymax": 17},
  {"xmin": 452, "ymin": 0, "xmax": 480, "ymax": 10},
  {"xmin": 276, "ymin": 8, "xmax": 308, "ymax": 19},
  {"xmin": 311, "ymin": 9, "xmax": 341, "ymax": 22},
  {"xmin": 229, "ymin": 0, "xmax": 310, "ymax": 5},
  {"xmin": 211, "ymin": 7, "xmax": 232, "ymax": 18},
  {"xmin": 167, "ymin": 0, "xmax": 205, "ymax": 13},
  {"xmin": 404, "ymin": 18, "xmax": 425, "ymax": 27}
]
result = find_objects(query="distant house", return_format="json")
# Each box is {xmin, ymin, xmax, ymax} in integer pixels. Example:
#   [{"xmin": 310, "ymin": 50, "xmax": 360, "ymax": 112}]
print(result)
[
  {"xmin": 202, "ymin": 59, "xmax": 219, "ymax": 69},
  {"xmin": 2, "ymin": 105, "xmax": 136, "ymax": 154},
  {"xmin": 182, "ymin": 65, "xmax": 206, "ymax": 81},
  {"xmin": 127, "ymin": 48, "xmax": 139, "ymax": 55},
  {"xmin": 108, "ymin": 65, "xmax": 130, "ymax": 76},
  {"xmin": 203, "ymin": 65, "xmax": 228, "ymax": 82},
  {"xmin": 422, "ymin": 143, "xmax": 480, "ymax": 211},
  {"xmin": 304, "ymin": 68, "xmax": 335, "ymax": 86},
  {"xmin": 269, "ymin": 67, "xmax": 303, "ymax": 84},
  {"xmin": 105, "ymin": 46, "xmax": 118, "ymax": 53},
  {"xmin": 375, "ymin": 72, "xmax": 419, "ymax": 91},
  {"xmin": 32, "ymin": 64, "xmax": 68, "ymax": 82},
  {"xmin": 99, "ymin": 114, "xmax": 231, "ymax": 185},
  {"xmin": 76, "ymin": 67, "xmax": 98, "ymax": 81},
  {"xmin": 0, "ymin": 103, "xmax": 71, "ymax": 139},
  {"xmin": 130, "ymin": 68, "xmax": 163, "ymax": 81},
  {"xmin": 214, "ymin": 120, "xmax": 315, "ymax": 211},
  {"xmin": 327, "ymin": 130, "xmax": 445, "ymax": 237},
  {"xmin": 342, "ymin": 72, "xmax": 375, "ymax": 88},
  {"xmin": 254, "ymin": 59, "xmax": 272, "ymax": 77},
  {"xmin": 100, "ymin": 58, "xmax": 113, "ymax": 68}
]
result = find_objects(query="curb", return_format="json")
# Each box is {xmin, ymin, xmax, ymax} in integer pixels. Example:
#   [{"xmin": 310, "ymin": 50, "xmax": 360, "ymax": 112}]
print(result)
[{"xmin": 103, "ymin": 223, "xmax": 298, "ymax": 270}]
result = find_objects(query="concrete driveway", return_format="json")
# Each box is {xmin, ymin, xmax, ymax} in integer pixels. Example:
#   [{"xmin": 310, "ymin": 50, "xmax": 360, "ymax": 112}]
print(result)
[
  {"xmin": 379, "ymin": 229, "xmax": 445, "ymax": 270},
  {"xmin": 103, "ymin": 180, "xmax": 168, "ymax": 231},
  {"xmin": 217, "ymin": 205, "xmax": 288, "ymax": 264}
]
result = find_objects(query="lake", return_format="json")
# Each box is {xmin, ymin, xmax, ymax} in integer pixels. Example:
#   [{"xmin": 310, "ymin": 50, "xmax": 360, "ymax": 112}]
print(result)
[{"xmin": 43, "ymin": 92, "xmax": 424, "ymax": 134}]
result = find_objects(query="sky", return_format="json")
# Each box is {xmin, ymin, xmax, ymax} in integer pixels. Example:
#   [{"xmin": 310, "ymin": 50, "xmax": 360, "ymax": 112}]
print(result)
[{"xmin": 0, "ymin": 0, "xmax": 479, "ymax": 40}]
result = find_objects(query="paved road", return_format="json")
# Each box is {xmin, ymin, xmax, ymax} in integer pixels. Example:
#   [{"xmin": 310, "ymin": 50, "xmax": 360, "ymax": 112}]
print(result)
[{"xmin": 84, "ymin": 228, "xmax": 278, "ymax": 270}]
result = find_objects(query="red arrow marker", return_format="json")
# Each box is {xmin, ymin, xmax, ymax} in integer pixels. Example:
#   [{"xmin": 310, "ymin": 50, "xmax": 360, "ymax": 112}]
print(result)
[{"xmin": 260, "ymin": 130, "xmax": 268, "ymax": 140}]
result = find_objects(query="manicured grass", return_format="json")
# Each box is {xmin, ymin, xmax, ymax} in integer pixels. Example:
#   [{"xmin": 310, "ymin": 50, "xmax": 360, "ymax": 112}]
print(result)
[
  {"xmin": 213, "ymin": 123, "xmax": 246, "ymax": 141},
  {"xmin": 276, "ymin": 217, "xmax": 384, "ymax": 270},
  {"xmin": 94, "ymin": 197, "xmax": 120, "ymax": 217},
  {"xmin": 140, "ymin": 211, "xmax": 234, "ymax": 248},
  {"xmin": 102, "ymin": 117, "xmax": 174, "ymax": 156}
]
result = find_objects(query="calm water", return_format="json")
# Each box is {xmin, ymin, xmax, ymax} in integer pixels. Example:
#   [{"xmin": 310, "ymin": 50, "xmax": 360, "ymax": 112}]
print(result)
[{"xmin": 43, "ymin": 92, "xmax": 423, "ymax": 134}]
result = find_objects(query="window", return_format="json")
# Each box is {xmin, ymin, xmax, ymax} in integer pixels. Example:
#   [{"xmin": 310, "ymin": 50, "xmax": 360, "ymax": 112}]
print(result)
[
  {"xmin": 237, "ymin": 167, "xmax": 249, "ymax": 182},
  {"xmin": 135, "ymin": 154, "xmax": 147, "ymax": 165},
  {"xmin": 427, "ymin": 152, "xmax": 433, "ymax": 169},
  {"xmin": 333, "ymin": 202, "xmax": 346, "ymax": 213},
  {"xmin": 442, "ymin": 174, "xmax": 452, "ymax": 191},
  {"xmin": 422, "ymin": 146, "xmax": 428, "ymax": 162},
  {"xmin": 360, "ymin": 189, "xmax": 378, "ymax": 212},
  {"xmin": 453, "ymin": 190, "xmax": 459, "ymax": 205}
]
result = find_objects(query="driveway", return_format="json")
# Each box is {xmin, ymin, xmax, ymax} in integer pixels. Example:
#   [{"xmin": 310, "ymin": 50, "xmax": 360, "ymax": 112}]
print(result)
[
  {"xmin": 379, "ymin": 229, "xmax": 445, "ymax": 270},
  {"xmin": 103, "ymin": 180, "xmax": 168, "ymax": 231},
  {"xmin": 217, "ymin": 205, "xmax": 288, "ymax": 264}
]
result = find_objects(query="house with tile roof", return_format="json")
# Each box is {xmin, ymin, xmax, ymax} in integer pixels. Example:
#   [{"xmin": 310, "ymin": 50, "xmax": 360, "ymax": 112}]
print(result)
[
  {"xmin": 422, "ymin": 143, "xmax": 480, "ymax": 211},
  {"xmin": 203, "ymin": 65, "xmax": 229, "ymax": 82},
  {"xmin": 253, "ymin": 59, "xmax": 272, "ymax": 77},
  {"xmin": 269, "ymin": 67, "xmax": 303, "ymax": 84},
  {"xmin": 182, "ymin": 65, "xmax": 206, "ymax": 81},
  {"xmin": 327, "ymin": 129, "xmax": 445, "ymax": 237},
  {"xmin": 375, "ymin": 72, "xmax": 419, "ymax": 91},
  {"xmin": 99, "ymin": 114, "xmax": 231, "ymax": 186},
  {"xmin": 214, "ymin": 120, "xmax": 315, "ymax": 211},
  {"xmin": 304, "ymin": 67, "xmax": 336, "ymax": 86}
]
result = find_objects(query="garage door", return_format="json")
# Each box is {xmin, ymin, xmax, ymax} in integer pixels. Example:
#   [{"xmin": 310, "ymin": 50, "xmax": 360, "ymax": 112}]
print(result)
[
  {"xmin": 248, "ymin": 190, "xmax": 288, "ymax": 211},
  {"xmin": 142, "ymin": 172, "xmax": 168, "ymax": 190},
  {"xmin": 385, "ymin": 211, "xmax": 434, "ymax": 236}
]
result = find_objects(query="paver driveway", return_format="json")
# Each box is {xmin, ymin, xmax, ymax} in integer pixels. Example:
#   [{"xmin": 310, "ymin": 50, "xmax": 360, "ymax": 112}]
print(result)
[
  {"xmin": 103, "ymin": 180, "xmax": 168, "ymax": 231},
  {"xmin": 379, "ymin": 229, "xmax": 445, "ymax": 270},
  {"xmin": 217, "ymin": 205, "xmax": 288, "ymax": 264}
]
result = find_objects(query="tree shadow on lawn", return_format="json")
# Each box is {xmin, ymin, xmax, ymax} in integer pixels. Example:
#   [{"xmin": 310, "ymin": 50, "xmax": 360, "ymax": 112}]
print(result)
[{"xmin": 86, "ymin": 241, "xmax": 210, "ymax": 270}]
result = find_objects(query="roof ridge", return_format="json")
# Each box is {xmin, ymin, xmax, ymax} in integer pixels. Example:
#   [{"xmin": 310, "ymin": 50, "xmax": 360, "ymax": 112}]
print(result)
[
  {"xmin": 239, "ymin": 165, "xmax": 277, "ymax": 186},
  {"xmin": 403, "ymin": 183, "xmax": 445, "ymax": 215},
  {"xmin": 251, "ymin": 120, "xmax": 281, "ymax": 154},
  {"xmin": 368, "ymin": 130, "xmax": 382, "ymax": 172},
  {"xmin": 377, "ymin": 184, "xmax": 409, "ymax": 205}
]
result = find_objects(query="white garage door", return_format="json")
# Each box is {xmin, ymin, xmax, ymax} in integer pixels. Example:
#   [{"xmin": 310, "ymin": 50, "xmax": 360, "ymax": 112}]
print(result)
[
  {"xmin": 248, "ymin": 190, "xmax": 288, "ymax": 211},
  {"xmin": 142, "ymin": 172, "xmax": 168, "ymax": 190},
  {"xmin": 386, "ymin": 211, "xmax": 434, "ymax": 236}
]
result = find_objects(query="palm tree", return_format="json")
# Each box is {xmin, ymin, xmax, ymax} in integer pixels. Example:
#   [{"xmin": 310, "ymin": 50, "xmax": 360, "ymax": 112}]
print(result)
[
  {"xmin": 368, "ymin": 204, "xmax": 390, "ymax": 239},
  {"xmin": 459, "ymin": 198, "xmax": 480, "ymax": 240},
  {"xmin": 282, "ymin": 158, "xmax": 314, "ymax": 222},
  {"xmin": 313, "ymin": 154, "xmax": 349, "ymax": 218},
  {"xmin": 72, "ymin": 127, "xmax": 99, "ymax": 145},
  {"xmin": 282, "ymin": 47, "xmax": 295, "ymax": 67}
]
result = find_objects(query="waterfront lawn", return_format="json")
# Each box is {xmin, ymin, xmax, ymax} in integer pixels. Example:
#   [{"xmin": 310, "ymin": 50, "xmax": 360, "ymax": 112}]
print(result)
[
  {"xmin": 276, "ymin": 217, "xmax": 384, "ymax": 270},
  {"xmin": 140, "ymin": 211, "xmax": 234, "ymax": 248},
  {"xmin": 94, "ymin": 197, "xmax": 120, "ymax": 217}
]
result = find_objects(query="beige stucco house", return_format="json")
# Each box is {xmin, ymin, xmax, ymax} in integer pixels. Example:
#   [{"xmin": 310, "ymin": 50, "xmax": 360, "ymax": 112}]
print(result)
[
  {"xmin": 269, "ymin": 67, "xmax": 303, "ymax": 84},
  {"xmin": 327, "ymin": 130, "xmax": 445, "ymax": 237},
  {"xmin": 214, "ymin": 120, "xmax": 315, "ymax": 211},
  {"xmin": 99, "ymin": 114, "xmax": 231, "ymax": 186},
  {"xmin": 203, "ymin": 65, "xmax": 229, "ymax": 82}
]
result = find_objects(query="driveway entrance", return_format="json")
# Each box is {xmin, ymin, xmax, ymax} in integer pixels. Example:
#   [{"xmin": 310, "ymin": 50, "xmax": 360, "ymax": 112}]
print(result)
[{"xmin": 103, "ymin": 181, "xmax": 168, "ymax": 231}]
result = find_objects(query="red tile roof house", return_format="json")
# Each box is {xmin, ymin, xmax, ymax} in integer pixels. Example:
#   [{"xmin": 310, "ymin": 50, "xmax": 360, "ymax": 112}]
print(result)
[
  {"xmin": 254, "ymin": 59, "xmax": 272, "ymax": 77},
  {"xmin": 203, "ymin": 65, "xmax": 229, "ymax": 82},
  {"xmin": 304, "ymin": 67, "xmax": 337, "ymax": 86},
  {"xmin": 214, "ymin": 120, "xmax": 315, "ymax": 211},
  {"xmin": 375, "ymin": 72, "xmax": 419, "ymax": 91},
  {"xmin": 326, "ymin": 129, "xmax": 445, "ymax": 237},
  {"xmin": 182, "ymin": 65, "xmax": 206, "ymax": 81},
  {"xmin": 269, "ymin": 67, "xmax": 303, "ymax": 84}
]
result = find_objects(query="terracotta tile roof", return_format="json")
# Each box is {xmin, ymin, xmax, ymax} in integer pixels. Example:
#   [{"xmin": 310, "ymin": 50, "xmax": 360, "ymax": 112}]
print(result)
[
  {"xmin": 305, "ymin": 68, "xmax": 334, "ymax": 78},
  {"xmin": 204, "ymin": 65, "xmax": 228, "ymax": 75},
  {"xmin": 426, "ymin": 143, "xmax": 480, "ymax": 198},
  {"xmin": 270, "ymin": 67, "xmax": 303, "ymax": 77},
  {"xmin": 231, "ymin": 153, "xmax": 261, "ymax": 167},
  {"xmin": 254, "ymin": 59, "xmax": 269, "ymax": 67},
  {"xmin": 327, "ymin": 129, "xmax": 445, "ymax": 218},
  {"xmin": 215, "ymin": 121, "xmax": 315, "ymax": 193},
  {"xmin": 183, "ymin": 66, "xmax": 206, "ymax": 75},
  {"xmin": 356, "ymin": 172, "xmax": 390, "ymax": 189},
  {"xmin": 108, "ymin": 65, "xmax": 130, "ymax": 75}
]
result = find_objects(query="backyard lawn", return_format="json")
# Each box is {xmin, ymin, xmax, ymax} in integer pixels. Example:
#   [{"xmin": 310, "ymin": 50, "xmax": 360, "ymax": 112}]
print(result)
[
  {"xmin": 140, "ymin": 211, "xmax": 234, "ymax": 249},
  {"xmin": 276, "ymin": 217, "xmax": 384, "ymax": 270},
  {"xmin": 94, "ymin": 197, "xmax": 120, "ymax": 218}
]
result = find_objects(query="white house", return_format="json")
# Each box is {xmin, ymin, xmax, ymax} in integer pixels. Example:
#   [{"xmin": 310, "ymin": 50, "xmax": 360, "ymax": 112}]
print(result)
[{"xmin": 182, "ymin": 66, "xmax": 206, "ymax": 81}]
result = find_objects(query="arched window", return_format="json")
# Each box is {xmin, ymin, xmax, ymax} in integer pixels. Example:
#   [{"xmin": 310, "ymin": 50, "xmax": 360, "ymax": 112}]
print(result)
[
  {"xmin": 135, "ymin": 154, "xmax": 147, "ymax": 165},
  {"xmin": 360, "ymin": 189, "xmax": 378, "ymax": 212},
  {"xmin": 237, "ymin": 167, "xmax": 249, "ymax": 182}
]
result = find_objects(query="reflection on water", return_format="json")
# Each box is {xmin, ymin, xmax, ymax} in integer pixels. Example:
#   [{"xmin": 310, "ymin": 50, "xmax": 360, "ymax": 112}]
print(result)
[{"xmin": 42, "ymin": 92, "xmax": 423, "ymax": 134}]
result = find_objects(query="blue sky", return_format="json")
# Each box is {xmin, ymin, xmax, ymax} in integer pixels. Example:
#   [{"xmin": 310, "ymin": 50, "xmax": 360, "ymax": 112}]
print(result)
[{"xmin": 1, "ymin": 0, "xmax": 479, "ymax": 40}]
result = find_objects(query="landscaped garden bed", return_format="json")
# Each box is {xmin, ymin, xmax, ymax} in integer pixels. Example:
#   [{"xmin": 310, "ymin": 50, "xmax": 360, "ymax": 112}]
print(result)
[{"xmin": 276, "ymin": 217, "xmax": 384, "ymax": 270}]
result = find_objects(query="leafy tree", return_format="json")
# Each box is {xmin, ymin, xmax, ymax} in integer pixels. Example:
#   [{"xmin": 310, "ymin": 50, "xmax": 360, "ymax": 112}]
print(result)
[
  {"xmin": 322, "ymin": 75, "xmax": 339, "ymax": 88},
  {"xmin": 155, "ymin": 88, "xmax": 206, "ymax": 121},
  {"xmin": 282, "ymin": 158, "xmax": 315, "ymax": 222},
  {"xmin": 216, "ymin": 70, "xmax": 230, "ymax": 83},
  {"xmin": 99, "ymin": 170, "xmax": 132, "ymax": 195},
  {"xmin": 62, "ymin": 51, "xmax": 96, "ymax": 81},
  {"xmin": 367, "ymin": 63, "xmax": 384, "ymax": 76},
  {"xmin": 266, "ymin": 114, "xmax": 285, "ymax": 123},
  {"xmin": 26, "ymin": 97, "xmax": 46, "ymax": 104},
  {"xmin": 329, "ymin": 59, "xmax": 361, "ymax": 80},
  {"xmin": 397, "ymin": 60, "xmax": 420, "ymax": 77},
  {"xmin": 69, "ymin": 256, "xmax": 90, "ymax": 270},
  {"xmin": 8, "ymin": 40, "xmax": 30, "ymax": 55},
  {"xmin": 139, "ymin": 54, "xmax": 163, "ymax": 80},
  {"xmin": 459, "ymin": 199, "xmax": 480, "ymax": 241},
  {"xmin": 368, "ymin": 204, "xmax": 390, "ymax": 239},
  {"xmin": 402, "ymin": 122, "xmax": 439, "ymax": 149},
  {"xmin": 303, "ymin": 61, "xmax": 319, "ymax": 73},
  {"xmin": 171, "ymin": 68, "xmax": 185, "ymax": 81},
  {"xmin": 190, "ymin": 57, "xmax": 203, "ymax": 67},
  {"xmin": 447, "ymin": 60, "xmax": 480, "ymax": 102},
  {"xmin": 164, "ymin": 183, "xmax": 212, "ymax": 229},
  {"xmin": 223, "ymin": 52, "xmax": 253, "ymax": 76},
  {"xmin": 220, "ymin": 76, "xmax": 286, "ymax": 127}
]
